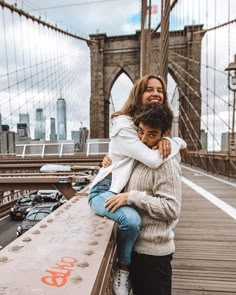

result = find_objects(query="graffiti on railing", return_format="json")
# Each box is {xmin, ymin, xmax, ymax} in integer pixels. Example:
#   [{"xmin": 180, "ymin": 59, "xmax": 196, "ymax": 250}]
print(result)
[{"xmin": 41, "ymin": 256, "xmax": 78, "ymax": 287}]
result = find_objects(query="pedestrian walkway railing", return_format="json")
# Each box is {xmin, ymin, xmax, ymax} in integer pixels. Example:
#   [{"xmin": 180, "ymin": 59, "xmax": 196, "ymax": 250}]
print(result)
[
  {"xmin": 16, "ymin": 142, "xmax": 75, "ymax": 158},
  {"xmin": 86, "ymin": 139, "xmax": 110, "ymax": 156}
]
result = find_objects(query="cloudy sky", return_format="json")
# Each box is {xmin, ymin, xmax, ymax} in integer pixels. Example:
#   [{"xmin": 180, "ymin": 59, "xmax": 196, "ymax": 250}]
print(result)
[
  {"xmin": 0, "ymin": 0, "xmax": 144, "ymax": 137},
  {"xmin": 1, "ymin": 0, "xmax": 236, "ymax": 150}
]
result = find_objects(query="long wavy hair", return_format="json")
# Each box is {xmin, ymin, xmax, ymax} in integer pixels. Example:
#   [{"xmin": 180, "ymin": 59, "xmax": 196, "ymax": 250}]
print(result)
[{"xmin": 112, "ymin": 74, "xmax": 169, "ymax": 118}]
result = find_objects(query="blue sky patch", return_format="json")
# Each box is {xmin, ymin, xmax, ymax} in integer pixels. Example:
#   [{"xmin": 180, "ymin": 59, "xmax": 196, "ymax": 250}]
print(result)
[{"xmin": 129, "ymin": 13, "xmax": 141, "ymax": 24}]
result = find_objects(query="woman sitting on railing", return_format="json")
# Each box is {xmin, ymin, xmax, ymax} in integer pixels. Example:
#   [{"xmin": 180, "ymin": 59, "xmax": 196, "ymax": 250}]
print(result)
[{"xmin": 88, "ymin": 74, "xmax": 186, "ymax": 295}]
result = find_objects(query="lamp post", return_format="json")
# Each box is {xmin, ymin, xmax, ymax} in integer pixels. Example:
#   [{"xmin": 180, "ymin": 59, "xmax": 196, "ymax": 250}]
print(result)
[{"xmin": 225, "ymin": 54, "xmax": 236, "ymax": 154}]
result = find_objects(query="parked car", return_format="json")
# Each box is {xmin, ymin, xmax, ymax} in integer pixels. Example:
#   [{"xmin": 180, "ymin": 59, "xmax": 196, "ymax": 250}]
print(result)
[
  {"xmin": 10, "ymin": 194, "xmax": 42, "ymax": 220},
  {"xmin": 73, "ymin": 178, "xmax": 91, "ymax": 192},
  {"xmin": 16, "ymin": 202, "xmax": 60, "ymax": 236},
  {"xmin": 59, "ymin": 196, "xmax": 68, "ymax": 205},
  {"xmin": 37, "ymin": 190, "xmax": 63, "ymax": 202}
]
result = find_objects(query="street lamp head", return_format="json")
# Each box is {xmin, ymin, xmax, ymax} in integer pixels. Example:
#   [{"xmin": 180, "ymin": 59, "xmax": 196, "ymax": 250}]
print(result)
[
  {"xmin": 225, "ymin": 62, "xmax": 236, "ymax": 72},
  {"xmin": 225, "ymin": 54, "xmax": 236, "ymax": 90}
]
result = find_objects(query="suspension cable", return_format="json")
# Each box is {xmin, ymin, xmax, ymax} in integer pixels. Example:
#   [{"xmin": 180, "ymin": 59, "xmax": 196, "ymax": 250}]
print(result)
[{"xmin": 0, "ymin": 0, "xmax": 95, "ymax": 43}]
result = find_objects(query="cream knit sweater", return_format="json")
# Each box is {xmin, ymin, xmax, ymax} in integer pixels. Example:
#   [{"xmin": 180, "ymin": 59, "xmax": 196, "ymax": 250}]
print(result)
[{"xmin": 126, "ymin": 157, "xmax": 182, "ymax": 256}]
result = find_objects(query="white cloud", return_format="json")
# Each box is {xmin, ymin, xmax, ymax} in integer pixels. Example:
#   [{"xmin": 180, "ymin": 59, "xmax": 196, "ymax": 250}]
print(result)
[
  {"xmin": 5, "ymin": 0, "xmax": 141, "ymax": 37},
  {"xmin": 1, "ymin": 0, "xmax": 236, "ymax": 148}
]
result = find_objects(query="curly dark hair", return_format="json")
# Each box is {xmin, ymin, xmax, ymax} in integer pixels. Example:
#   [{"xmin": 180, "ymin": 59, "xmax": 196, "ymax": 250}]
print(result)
[{"xmin": 134, "ymin": 103, "xmax": 174, "ymax": 135}]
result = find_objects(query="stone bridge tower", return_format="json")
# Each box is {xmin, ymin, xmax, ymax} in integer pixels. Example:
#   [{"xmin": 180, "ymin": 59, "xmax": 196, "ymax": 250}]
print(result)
[
  {"xmin": 88, "ymin": 32, "xmax": 141, "ymax": 138},
  {"xmin": 88, "ymin": 25, "xmax": 205, "ymax": 150}
]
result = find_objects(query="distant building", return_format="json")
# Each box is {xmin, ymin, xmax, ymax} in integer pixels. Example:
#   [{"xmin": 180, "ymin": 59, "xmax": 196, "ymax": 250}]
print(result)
[
  {"xmin": 0, "ymin": 115, "xmax": 16, "ymax": 154},
  {"xmin": 71, "ymin": 128, "xmax": 88, "ymax": 152},
  {"xmin": 71, "ymin": 130, "xmax": 80, "ymax": 151},
  {"xmin": 71, "ymin": 130, "xmax": 80, "ymax": 143},
  {"xmin": 0, "ymin": 131, "xmax": 17, "ymax": 154},
  {"xmin": 2, "ymin": 125, "xmax": 9, "ymax": 131},
  {"xmin": 79, "ymin": 127, "xmax": 89, "ymax": 152},
  {"xmin": 19, "ymin": 113, "xmax": 30, "ymax": 137},
  {"xmin": 50, "ymin": 118, "xmax": 57, "ymax": 141},
  {"xmin": 0, "ymin": 113, "xmax": 2, "ymax": 132},
  {"xmin": 221, "ymin": 132, "xmax": 236, "ymax": 152},
  {"xmin": 221, "ymin": 132, "xmax": 229, "ymax": 151},
  {"xmin": 17, "ymin": 123, "xmax": 28, "ymax": 138},
  {"xmin": 200, "ymin": 129, "xmax": 208, "ymax": 150},
  {"xmin": 57, "ymin": 98, "xmax": 67, "ymax": 140},
  {"xmin": 34, "ymin": 108, "xmax": 45, "ymax": 140}
]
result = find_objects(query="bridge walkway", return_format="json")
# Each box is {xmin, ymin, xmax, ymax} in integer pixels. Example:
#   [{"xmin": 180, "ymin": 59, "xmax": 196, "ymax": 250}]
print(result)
[{"xmin": 173, "ymin": 165, "xmax": 236, "ymax": 294}]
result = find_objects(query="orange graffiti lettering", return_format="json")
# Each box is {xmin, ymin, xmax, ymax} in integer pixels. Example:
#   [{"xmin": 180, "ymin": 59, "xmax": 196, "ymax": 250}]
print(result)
[
  {"xmin": 52, "ymin": 263, "xmax": 73, "ymax": 271},
  {"xmin": 61, "ymin": 256, "xmax": 77, "ymax": 264},
  {"xmin": 41, "ymin": 256, "xmax": 78, "ymax": 287}
]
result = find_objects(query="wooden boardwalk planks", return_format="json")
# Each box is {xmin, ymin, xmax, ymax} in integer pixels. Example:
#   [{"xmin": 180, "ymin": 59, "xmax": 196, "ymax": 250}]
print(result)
[{"xmin": 172, "ymin": 165, "xmax": 236, "ymax": 294}]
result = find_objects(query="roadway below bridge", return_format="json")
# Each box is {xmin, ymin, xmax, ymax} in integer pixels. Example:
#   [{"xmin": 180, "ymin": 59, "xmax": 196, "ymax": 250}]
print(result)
[
  {"xmin": 0, "ymin": 176, "xmax": 78, "ymax": 199},
  {"xmin": 0, "ymin": 215, "xmax": 20, "ymax": 249}
]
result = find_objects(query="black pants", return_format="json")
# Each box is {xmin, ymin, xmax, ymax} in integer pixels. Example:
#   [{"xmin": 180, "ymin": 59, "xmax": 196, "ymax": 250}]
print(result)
[{"xmin": 130, "ymin": 252, "xmax": 173, "ymax": 295}]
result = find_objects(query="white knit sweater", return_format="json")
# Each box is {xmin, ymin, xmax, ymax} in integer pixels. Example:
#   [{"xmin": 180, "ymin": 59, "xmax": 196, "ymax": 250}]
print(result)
[{"xmin": 126, "ymin": 157, "xmax": 182, "ymax": 256}]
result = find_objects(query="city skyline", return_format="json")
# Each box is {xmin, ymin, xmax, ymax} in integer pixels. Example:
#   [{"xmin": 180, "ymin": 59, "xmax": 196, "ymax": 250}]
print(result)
[{"xmin": 0, "ymin": 96, "xmax": 88, "ymax": 141}]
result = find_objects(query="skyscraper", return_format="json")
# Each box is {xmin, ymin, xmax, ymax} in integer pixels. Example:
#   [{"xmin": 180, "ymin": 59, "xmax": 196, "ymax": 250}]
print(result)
[
  {"xmin": 50, "ymin": 117, "xmax": 57, "ymax": 140},
  {"xmin": 0, "ymin": 113, "xmax": 2, "ymax": 132},
  {"xmin": 35, "ymin": 108, "xmax": 45, "ymax": 139},
  {"xmin": 57, "ymin": 98, "xmax": 67, "ymax": 140},
  {"xmin": 19, "ymin": 113, "xmax": 30, "ymax": 126},
  {"xmin": 19, "ymin": 113, "xmax": 30, "ymax": 137}
]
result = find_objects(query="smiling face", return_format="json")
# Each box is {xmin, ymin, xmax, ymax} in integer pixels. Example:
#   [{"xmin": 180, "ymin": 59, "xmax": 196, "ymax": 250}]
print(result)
[
  {"xmin": 137, "ymin": 122, "xmax": 163, "ymax": 148},
  {"xmin": 141, "ymin": 78, "xmax": 164, "ymax": 106}
]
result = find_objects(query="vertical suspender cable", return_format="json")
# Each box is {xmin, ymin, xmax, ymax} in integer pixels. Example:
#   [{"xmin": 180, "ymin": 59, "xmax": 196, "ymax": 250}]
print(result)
[
  {"xmin": 205, "ymin": 0, "xmax": 209, "ymax": 170},
  {"xmin": 12, "ymin": 12, "xmax": 21, "ymax": 128},
  {"xmin": 160, "ymin": 0, "xmax": 170, "ymax": 82},
  {"xmin": 2, "ymin": 8, "xmax": 13, "ymax": 132}
]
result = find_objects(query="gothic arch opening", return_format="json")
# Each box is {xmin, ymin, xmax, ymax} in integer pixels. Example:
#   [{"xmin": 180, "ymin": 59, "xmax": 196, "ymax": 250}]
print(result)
[
  {"xmin": 167, "ymin": 72, "xmax": 180, "ymax": 137},
  {"xmin": 109, "ymin": 72, "xmax": 133, "ymax": 134}
]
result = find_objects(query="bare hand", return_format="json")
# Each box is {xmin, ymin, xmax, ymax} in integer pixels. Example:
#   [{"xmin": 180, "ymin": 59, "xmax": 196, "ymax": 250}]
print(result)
[
  {"xmin": 157, "ymin": 138, "xmax": 171, "ymax": 158},
  {"xmin": 102, "ymin": 154, "xmax": 112, "ymax": 168},
  {"xmin": 105, "ymin": 193, "xmax": 129, "ymax": 212}
]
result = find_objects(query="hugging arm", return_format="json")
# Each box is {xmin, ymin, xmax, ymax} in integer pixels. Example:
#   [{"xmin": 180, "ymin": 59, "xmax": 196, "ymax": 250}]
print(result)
[{"xmin": 111, "ymin": 127, "xmax": 185, "ymax": 169}]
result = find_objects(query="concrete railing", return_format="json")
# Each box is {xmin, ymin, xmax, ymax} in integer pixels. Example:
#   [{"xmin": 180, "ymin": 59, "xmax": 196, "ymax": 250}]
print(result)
[{"xmin": 0, "ymin": 195, "xmax": 117, "ymax": 294}]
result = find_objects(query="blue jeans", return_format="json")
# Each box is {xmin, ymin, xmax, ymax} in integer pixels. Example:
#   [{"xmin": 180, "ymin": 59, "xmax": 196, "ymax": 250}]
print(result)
[{"xmin": 88, "ymin": 176, "xmax": 141, "ymax": 265}]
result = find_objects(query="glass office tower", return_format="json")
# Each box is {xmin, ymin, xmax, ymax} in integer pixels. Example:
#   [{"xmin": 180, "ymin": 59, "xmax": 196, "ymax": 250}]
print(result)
[
  {"xmin": 34, "ymin": 108, "xmax": 45, "ymax": 139},
  {"xmin": 57, "ymin": 98, "xmax": 67, "ymax": 140}
]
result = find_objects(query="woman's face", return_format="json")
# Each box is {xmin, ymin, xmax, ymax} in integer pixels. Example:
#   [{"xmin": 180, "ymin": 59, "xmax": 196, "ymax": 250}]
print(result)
[{"xmin": 141, "ymin": 78, "xmax": 164, "ymax": 106}]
